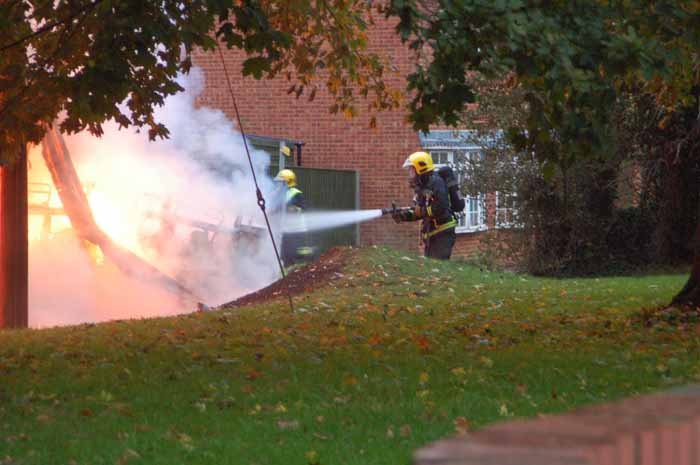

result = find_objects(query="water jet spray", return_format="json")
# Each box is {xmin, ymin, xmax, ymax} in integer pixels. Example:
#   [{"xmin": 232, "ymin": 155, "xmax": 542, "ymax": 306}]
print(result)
[{"xmin": 282, "ymin": 204, "xmax": 408, "ymax": 234}]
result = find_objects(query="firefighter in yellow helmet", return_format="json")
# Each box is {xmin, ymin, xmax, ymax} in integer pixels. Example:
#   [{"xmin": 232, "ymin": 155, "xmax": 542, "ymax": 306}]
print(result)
[
  {"xmin": 392, "ymin": 151, "xmax": 457, "ymax": 260},
  {"xmin": 274, "ymin": 169, "xmax": 313, "ymax": 265}
]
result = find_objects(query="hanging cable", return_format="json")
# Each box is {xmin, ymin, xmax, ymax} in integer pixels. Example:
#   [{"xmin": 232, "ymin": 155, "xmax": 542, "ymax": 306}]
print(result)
[{"xmin": 216, "ymin": 42, "xmax": 295, "ymax": 313}]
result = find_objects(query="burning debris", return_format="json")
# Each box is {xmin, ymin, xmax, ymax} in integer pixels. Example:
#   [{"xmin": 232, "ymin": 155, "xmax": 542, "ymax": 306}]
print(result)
[
  {"xmin": 26, "ymin": 69, "xmax": 284, "ymax": 327},
  {"xmin": 40, "ymin": 125, "xmax": 196, "ymax": 299}
]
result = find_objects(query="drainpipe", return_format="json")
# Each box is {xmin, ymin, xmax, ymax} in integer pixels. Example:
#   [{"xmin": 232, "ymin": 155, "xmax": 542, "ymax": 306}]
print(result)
[{"xmin": 295, "ymin": 142, "xmax": 305, "ymax": 167}]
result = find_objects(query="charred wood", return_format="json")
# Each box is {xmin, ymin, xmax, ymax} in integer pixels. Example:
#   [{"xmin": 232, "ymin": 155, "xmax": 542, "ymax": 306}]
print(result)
[{"xmin": 41, "ymin": 126, "xmax": 197, "ymax": 301}]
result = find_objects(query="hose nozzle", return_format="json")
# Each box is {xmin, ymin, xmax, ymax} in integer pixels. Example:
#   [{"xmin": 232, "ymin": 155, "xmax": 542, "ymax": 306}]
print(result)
[{"xmin": 381, "ymin": 202, "xmax": 398, "ymax": 216}]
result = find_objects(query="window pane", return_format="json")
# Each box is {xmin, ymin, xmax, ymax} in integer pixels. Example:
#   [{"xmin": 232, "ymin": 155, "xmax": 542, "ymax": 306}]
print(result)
[{"xmin": 429, "ymin": 151, "xmax": 453, "ymax": 166}]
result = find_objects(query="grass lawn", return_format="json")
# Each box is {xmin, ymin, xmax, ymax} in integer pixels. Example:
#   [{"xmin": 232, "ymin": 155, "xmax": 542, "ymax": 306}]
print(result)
[{"xmin": 1, "ymin": 246, "xmax": 698, "ymax": 465}]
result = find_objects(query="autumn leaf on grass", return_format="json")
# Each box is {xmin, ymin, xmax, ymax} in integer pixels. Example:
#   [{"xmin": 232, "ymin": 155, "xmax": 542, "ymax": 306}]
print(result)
[
  {"xmin": 499, "ymin": 404, "xmax": 512, "ymax": 417},
  {"xmin": 277, "ymin": 419, "xmax": 300, "ymax": 430},
  {"xmin": 249, "ymin": 404, "xmax": 262, "ymax": 415},
  {"xmin": 116, "ymin": 448, "xmax": 140, "ymax": 465},
  {"xmin": 275, "ymin": 402, "xmax": 287, "ymax": 413},
  {"xmin": 246, "ymin": 368, "xmax": 261, "ymax": 380},
  {"xmin": 451, "ymin": 367, "xmax": 466, "ymax": 378},
  {"xmin": 177, "ymin": 432, "xmax": 195, "ymax": 451},
  {"xmin": 414, "ymin": 335, "xmax": 431, "ymax": 352},
  {"xmin": 419, "ymin": 372, "xmax": 430, "ymax": 385},
  {"xmin": 399, "ymin": 424, "xmax": 412, "ymax": 437},
  {"xmin": 656, "ymin": 363, "xmax": 670, "ymax": 375},
  {"xmin": 454, "ymin": 417, "xmax": 470, "ymax": 435},
  {"xmin": 305, "ymin": 450, "xmax": 320, "ymax": 465}
]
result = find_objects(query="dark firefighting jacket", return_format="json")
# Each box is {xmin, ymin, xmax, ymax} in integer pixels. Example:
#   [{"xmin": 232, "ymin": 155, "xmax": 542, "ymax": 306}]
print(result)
[{"xmin": 402, "ymin": 172, "xmax": 457, "ymax": 239}]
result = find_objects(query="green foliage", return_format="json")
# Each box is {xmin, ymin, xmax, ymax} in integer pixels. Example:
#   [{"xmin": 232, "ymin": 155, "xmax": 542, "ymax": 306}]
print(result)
[
  {"xmin": 458, "ymin": 122, "xmax": 662, "ymax": 276},
  {"xmin": 0, "ymin": 247, "xmax": 696, "ymax": 464},
  {"xmin": 454, "ymin": 53, "xmax": 699, "ymax": 277},
  {"xmin": 0, "ymin": 0, "xmax": 399, "ymax": 161},
  {"xmin": 386, "ymin": 0, "xmax": 700, "ymax": 164}
]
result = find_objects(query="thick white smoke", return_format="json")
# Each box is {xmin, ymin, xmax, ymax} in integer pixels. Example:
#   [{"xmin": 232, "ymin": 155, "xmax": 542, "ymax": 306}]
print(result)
[{"xmin": 28, "ymin": 68, "xmax": 285, "ymax": 327}]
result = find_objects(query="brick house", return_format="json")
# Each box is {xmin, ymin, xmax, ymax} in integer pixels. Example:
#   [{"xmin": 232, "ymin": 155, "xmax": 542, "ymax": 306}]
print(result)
[{"xmin": 192, "ymin": 18, "xmax": 514, "ymax": 258}]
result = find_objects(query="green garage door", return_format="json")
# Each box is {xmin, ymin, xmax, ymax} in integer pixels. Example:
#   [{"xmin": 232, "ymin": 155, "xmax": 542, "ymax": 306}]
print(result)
[
  {"xmin": 293, "ymin": 167, "xmax": 359, "ymax": 254},
  {"xmin": 248, "ymin": 135, "xmax": 359, "ymax": 254}
]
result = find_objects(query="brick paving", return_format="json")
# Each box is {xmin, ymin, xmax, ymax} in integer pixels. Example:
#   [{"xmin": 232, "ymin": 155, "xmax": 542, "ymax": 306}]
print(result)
[{"xmin": 414, "ymin": 385, "xmax": 700, "ymax": 465}]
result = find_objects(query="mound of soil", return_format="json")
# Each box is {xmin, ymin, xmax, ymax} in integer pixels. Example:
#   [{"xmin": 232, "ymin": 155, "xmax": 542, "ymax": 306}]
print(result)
[{"xmin": 223, "ymin": 247, "xmax": 352, "ymax": 308}]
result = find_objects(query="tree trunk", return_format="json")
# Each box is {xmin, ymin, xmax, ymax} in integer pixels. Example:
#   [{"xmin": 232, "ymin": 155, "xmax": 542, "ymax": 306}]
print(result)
[
  {"xmin": 671, "ymin": 203, "xmax": 700, "ymax": 307},
  {"xmin": 653, "ymin": 159, "xmax": 684, "ymax": 262},
  {"xmin": 0, "ymin": 145, "xmax": 28, "ymax": 328}
]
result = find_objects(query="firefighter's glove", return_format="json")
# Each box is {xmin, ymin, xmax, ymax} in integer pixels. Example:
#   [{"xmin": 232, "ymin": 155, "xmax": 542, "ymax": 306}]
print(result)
[
  {"xmin": 413, "ymin": 205, "xmax": 424, "ymax": 219},
  {"xmin": 392, "ymin": 207, "xmax": 414, "ymax": 223}
]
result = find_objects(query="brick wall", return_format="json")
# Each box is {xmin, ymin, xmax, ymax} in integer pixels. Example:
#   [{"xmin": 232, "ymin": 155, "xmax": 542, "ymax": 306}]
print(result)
[
  {"xmin": 192, "ymin": 17, "xmax": 421, "ymax": 252},
  {"xmin": 452, "ymin": 231, "xmax": 484, "ymax": 258},
  {"xmin": 414, "ymin": 384, "xmax": 700, "ymax": 465},
  {"xmin": 453, "ymin": 192, "xmax": 518, "ymax": 260},
  {"xmin": 192, "ymin": 19, "xmax": 491, "ymax": 257}
]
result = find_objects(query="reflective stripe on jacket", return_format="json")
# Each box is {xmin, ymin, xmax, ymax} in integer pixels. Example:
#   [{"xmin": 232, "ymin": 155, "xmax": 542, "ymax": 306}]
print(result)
[
  {"xmin": 286, "ymin": 187, "xmax": 304, "ymax": 212},
  {"xmin": 422, "ymin": 218, "xmax": 457, "ymax": 239}
]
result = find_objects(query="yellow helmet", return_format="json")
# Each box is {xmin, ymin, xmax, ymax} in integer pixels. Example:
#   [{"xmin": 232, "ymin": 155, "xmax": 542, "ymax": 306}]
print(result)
[
  {"xmin": 402, "ymin": 151, "xmax": 434, "ymax": 174},
  {"xmin": 275, "ymin": 169, "xmax": 297, "ymax": 187}
]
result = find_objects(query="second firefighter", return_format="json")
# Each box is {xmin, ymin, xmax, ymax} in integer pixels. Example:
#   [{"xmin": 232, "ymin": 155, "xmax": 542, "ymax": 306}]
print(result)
[{"xmin": 275, "ymin": 169, "xmax": 313, "ymax": 266}]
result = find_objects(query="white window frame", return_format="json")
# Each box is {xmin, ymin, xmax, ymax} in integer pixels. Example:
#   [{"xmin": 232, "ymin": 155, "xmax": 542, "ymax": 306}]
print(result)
[
  {"xmin": 428, "ymin": 149, "xmax": 487, "ymax": 234},
  {"xmin": 495, "ymin": 191, "xmax": 521, "ymax": 229},
  {"xmin": 460, "ymin": 192, "xmax": 487, "ymax": 233}
]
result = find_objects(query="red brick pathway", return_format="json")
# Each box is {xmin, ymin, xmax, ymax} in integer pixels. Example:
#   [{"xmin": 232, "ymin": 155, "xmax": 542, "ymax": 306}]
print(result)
[{"xmin": 415, "ymin": 385, "xmax": 700, "ymax": 465}]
